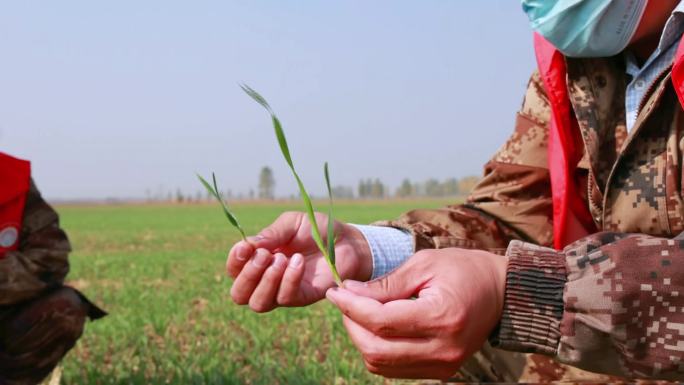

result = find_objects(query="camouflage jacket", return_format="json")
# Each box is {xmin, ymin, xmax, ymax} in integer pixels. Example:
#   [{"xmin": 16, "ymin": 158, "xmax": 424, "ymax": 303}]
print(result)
[
  {"xmin": 377, "ymin": 56, "xmax": 684, "ymax": 380},
  {"xmin": 1, "ymin": 180, "xmax": 72, "ymax": 305}
]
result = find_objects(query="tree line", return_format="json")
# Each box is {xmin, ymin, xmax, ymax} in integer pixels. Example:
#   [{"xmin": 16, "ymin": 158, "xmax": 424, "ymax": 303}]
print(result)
[{"xmin": 152, "ymin": 166, "xmax": 481, "ymax": 203}]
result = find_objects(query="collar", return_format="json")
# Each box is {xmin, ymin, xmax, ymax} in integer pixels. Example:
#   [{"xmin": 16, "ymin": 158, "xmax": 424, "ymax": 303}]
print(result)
[{"xmin": 625, "ymin": 1, "xmax": 684, "ymax": 73}]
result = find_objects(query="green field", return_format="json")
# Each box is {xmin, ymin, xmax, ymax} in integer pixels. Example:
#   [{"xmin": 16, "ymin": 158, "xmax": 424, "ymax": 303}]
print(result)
[{"xmin": 57, "ymin": 200, "xmax": 454, "ymax": 384}]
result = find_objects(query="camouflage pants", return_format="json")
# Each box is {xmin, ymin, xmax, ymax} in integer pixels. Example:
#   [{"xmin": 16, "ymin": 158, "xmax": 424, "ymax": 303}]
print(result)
[
  {"xmin": 0, "ymin": 287, "xmax": 100, "ymax": 385},
  {"xmin": 452, "ymin": 342, "xmax": 620, "ymax": 383}
]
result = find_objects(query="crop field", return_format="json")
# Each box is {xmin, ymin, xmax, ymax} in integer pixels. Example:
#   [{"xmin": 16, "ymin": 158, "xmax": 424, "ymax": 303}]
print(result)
[{"xmin": 57, "ymin": 199, "xmax": 455, "ymax": 384}]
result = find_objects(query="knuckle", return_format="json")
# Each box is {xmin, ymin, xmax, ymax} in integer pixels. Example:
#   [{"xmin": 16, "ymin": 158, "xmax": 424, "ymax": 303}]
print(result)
[
  {"xmin": 259, "ymin": 227, "xmax": 277, "ymax": 239},
  {"xmin": 449, "ymin": 309, "xmax": 468, "ymax": 333},
  {"xmin": 314, "ymin": 211, "xmax": 329, "ymax": 223},
  {"xmin": 230, "ymin": 289, "xmax": 248, "ymax": 306},
  {"xmin": 363, "ymin": 349, "xmax": 387, "ymax": 368},
  {"xmin": 276, "ymin": 294, "xmax": 294, "ymax": 306},
  {"xmin": 278, "ymin": 211, "xmax": 300, "ymax": 224},
  {"xmin": 283, "ymin": 265, "xmax": 300, "ymax": 279},
  {"xmin": 368, "ymin": 317, "xmax": 392, "ymax": 336},
  {"xmin": 249, "ymin": 299, "xmax": 273, "ymax": 313},
  {"xmin": 239, "ymin": 270, "xmax": 258, "ymax": 283},
  {"xmin": 438, "ymin": 347, "xmax": 464, "ymax": 365},
  {"xmin": 378, "ymin": 278, "xmax": 394, "ymax": 296},
  {"xmin": 363, "ymin": 360, "xmax": 382, "ymax": 375},
  {"xmin": 433, "ymin": 305, "xmax": 466, "ymax": 335}
]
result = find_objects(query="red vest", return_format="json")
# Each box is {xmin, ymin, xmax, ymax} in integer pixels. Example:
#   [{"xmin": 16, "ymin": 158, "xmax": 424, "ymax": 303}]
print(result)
[
  {"xmin": 534, "ymin": 33, "xmax": 684, "ymax": 249},
  {"xmin": 0, "ymin": 152, "xmax": 31, "ymax": 257}
]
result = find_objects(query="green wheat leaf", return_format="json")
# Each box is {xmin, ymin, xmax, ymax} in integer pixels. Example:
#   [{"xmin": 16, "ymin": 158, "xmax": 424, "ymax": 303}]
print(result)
[
  {"xmin": 272, "ymin": 115, "xmax": 295, "ymax": 170},
  {"xmin": 324, "ymin": 162, "xmax": 336, "ymax": 266},
  {"xmin": 242, "ymin": 84, "xmax": 341, "ymax": 285},
  {"xmin": 197, "ymin": 172, "xmax": 248, "ymax": 242},
  {"xmin": 240, "ymin": 84, "xmax": 272, "ymax": 113}
]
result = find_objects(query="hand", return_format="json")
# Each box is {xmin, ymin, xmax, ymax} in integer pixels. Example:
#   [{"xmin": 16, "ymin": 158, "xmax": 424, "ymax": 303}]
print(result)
[
  {"xmin": 226, "ymin": 211, "xmax": 372, "ymax": 312},
  {"xmin": 325, "ymin": 248, "xmax": 507, "ymax": 380}
]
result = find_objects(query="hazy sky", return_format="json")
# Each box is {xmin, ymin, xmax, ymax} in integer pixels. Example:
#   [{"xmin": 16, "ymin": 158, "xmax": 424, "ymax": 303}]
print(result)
[{"xmin": 0, "ymin": 1, "xmax": 535, "ymax": 200}]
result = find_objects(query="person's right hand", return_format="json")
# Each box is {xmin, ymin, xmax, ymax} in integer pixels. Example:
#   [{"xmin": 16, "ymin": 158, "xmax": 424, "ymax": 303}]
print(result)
[{"xmin": 226, "ymin": 211, "xmax": 372, "ymax": 312}]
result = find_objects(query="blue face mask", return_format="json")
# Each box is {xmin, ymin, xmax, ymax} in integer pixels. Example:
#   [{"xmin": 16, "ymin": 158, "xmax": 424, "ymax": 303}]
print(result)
[{"xmin": 522, "ymin": 0, "xmax": 648, "ymax": 58}]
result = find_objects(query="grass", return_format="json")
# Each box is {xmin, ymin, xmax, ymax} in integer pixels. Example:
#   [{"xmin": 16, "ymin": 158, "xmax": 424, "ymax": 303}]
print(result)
[{"xmin": 58, "ymin": 199, "xmax": 456, "ymax": 384}]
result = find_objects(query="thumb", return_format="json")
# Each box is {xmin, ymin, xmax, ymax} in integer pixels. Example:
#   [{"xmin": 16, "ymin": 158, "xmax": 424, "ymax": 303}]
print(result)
[
  {"xmin": 248, "ymin": 212, "xmax": 302, "ymax": 251},
  {"xmin": 342, "ymin": 256, "xmax": 425, "ymax": 303}
]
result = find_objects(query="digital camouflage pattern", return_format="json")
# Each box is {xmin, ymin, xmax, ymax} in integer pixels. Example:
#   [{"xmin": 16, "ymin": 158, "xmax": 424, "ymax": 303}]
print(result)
[
  {"xmin": 0, "ymin": 181, "xmax": 105, "ymax": 385},
  {"xmin": 376, "ymin": 55, "xmax": 684, "ymax": 381}
]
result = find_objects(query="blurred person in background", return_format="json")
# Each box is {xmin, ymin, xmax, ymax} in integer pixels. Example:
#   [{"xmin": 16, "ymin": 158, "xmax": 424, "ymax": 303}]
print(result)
[
  {"xmin": 0, "ymin": 152, "xmax": 105, "ymax": 385},
  {"xmin": 226, "ymin": 0, "xmax": 684, "ymax": 382}
]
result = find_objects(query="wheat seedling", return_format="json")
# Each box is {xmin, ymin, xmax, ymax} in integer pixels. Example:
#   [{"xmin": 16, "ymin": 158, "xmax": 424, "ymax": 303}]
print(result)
[
  {"xmin": 197, "ymin": 172, "xmax": 250, "ymax": 244},
  {"xmin": 241, "ymin": 84, "xmax": 342, "ymax": 286}
]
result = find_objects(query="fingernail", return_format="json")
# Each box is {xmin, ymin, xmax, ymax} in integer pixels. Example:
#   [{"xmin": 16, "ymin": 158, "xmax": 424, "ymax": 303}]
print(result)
[
  {"xmin": 343, "ymin": 280, "xmax": 364, "ymax": 290},
  {"xmin": 273, "ymin": 254, "xmax": 287, "ymax": 269},
  {"xmin": 235, "ymin": 245, "xmax": 249, "ymax": 261},
  {"xmin": 252, "ymin": 249, "xmax": 271, "ymax": 268},
  {"xmin": 247, "ymin": 235, "xmax": 264, "ymax": 243},
  {"xmin": 289, "ymin": 253, "xmax": 303, "ymax": 268}
]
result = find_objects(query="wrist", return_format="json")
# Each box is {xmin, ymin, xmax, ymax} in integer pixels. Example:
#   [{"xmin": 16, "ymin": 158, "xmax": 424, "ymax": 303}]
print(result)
[{"xmin": 343, "ymin": 223, "xmax": 373, "ymax": 281}]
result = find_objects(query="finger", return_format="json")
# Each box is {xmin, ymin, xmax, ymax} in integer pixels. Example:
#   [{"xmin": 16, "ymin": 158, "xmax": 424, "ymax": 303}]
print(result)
[
  {"xmin": 249, "ymin": 212, "xmax": 303, "ymax": 251},
  {"xmin": 327, "ymin": 287, "xmax": 435, "ymax": 337},
  {"xmin": 342, "ymin": 315, "xmax": 437, "ymax": 370},
  {"xmin": 276, "ymin": 253, "xmax": 305, "ymax": 306},
  {"xmin": 248, "ymin": 253, "xmax": 289, "ymax": 313},
  {"xmin": 364, "ymin": 360, "xmax": 456, "ymax": 380},
  {"xmin": 230, "ymin": 248, "xmax": 273, "ymax": 305},
  {"xmin": 344, "ymin": 316, "xmax": 458, "ymax": 380},
  {"xmin": 341, "ymin": 253, "xmax": 428, "ymax": 302},
  {"xmin": 226, "ymin": 240, "xmax": 256, "ymax": 279}
]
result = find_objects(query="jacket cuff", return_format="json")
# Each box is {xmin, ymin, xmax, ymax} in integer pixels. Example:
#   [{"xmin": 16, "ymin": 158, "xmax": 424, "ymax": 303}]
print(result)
[{"xmin": 490, "ymin": 240, "xmax": 566, "ymax": 356}]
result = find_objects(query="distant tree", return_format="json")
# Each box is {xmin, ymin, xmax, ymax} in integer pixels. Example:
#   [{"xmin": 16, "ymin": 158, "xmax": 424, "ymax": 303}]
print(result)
[
  {"xmin": 458, "ymin": 176, "xmax": 480, "ymax": 195},
  {"xmin": 396, "ymin": 178, "xmax": 413, "ymax": 198},
  {"xmin": 248, "ymin": 189, "xmax": 255, "ymax": 200},
  {"xmin": 443, "ymin": 178, "xmax": 460, "ymax": 196},
  {"xmin": 175, "ymin": 188, "xmax": 185, "ymax": 203},
  {"xmin": 358, "ymin": 179, "xmax": 369, "ymax": 198},
  {"xmin": 332, "ymin": 185, "xmax": 354, "ymax": 199},
  {"xmin": 258, "ymin": 166, "xmax": 276, "ymax": 200},
  {"xmin": 412, "ymin": 182, "xmax": 423, "ymax": 197},
  {"xmin": 424, "ymin": 178, "xmax": 443, "ymax": 197},
  {"xmin": 371, "ymin": 178, "xmax": 385, "ymax": 199}
]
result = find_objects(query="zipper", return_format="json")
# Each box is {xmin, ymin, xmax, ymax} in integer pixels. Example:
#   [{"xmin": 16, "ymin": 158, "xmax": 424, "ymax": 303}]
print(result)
[
  {"xmin": 587, "ymin": 173, "xmax": 602, "ymax": 227},
  {"xmin": 601, "ymin": 69, "xmax": 673, "ymax": 225},
  {"xmin": 633, "ymin": 66, "xmax": 673, "ymax": 128}
]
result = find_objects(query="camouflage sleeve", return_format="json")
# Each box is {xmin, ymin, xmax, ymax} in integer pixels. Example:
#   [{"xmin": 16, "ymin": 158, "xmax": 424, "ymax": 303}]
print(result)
[
  {"xmin": 0, "ymin": 179, "xmax": 70, "ymax": 305},
  {"xmin": 374, "ymin": 70, "xmax": 554, "ymax": 253},
  {"xmin": 492, "ymin": 232, "xmax": 684, "ymax": 379}
]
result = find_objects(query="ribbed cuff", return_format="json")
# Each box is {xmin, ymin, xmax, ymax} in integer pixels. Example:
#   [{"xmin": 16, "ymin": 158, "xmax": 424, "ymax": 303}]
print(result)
[{"xmin": 490, "ymin": 240, "xmax": 566, "ymax": 356}]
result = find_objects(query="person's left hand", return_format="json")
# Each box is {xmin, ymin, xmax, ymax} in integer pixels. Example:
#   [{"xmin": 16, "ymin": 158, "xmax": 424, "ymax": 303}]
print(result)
[{"xmin": 325, "ymin": 248, "xmax": 508, "ymax": 380}]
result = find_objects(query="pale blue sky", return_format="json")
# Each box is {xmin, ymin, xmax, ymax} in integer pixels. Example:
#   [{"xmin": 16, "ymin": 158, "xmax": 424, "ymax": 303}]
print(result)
[{"xmin": 0, "ymin": 1, "xmax": 535, "ymax": 200}]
